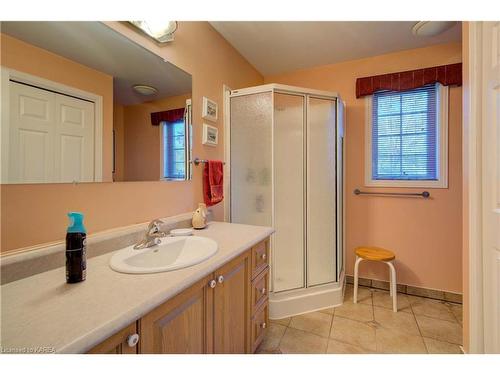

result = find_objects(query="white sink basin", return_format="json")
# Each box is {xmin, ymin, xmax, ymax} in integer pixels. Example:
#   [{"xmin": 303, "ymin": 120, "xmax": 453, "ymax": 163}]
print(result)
[{"xmin": 109, "ymin": 236, "xmax": 218, "ymax": 274}]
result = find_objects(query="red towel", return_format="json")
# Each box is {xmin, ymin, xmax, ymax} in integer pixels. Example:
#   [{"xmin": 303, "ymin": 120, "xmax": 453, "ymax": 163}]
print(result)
[{"xmin": 203, "ymin": 160, "xmax": 224, "ymax": 206}]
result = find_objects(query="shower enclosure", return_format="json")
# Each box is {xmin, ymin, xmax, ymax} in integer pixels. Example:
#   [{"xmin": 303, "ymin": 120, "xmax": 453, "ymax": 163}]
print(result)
[{"xmin": 228, "ymin": 84, "xmax": 345, "ymax": 318}]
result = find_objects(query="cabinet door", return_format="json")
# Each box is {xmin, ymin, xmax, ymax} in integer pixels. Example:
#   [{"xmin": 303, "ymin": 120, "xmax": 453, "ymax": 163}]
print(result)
[
  {"xmin": 213, "ymin": 251, "xmax": 251, "ymax": 353},
  {"xmin": 87, "ymin": 323, "xmax": 138, "ymax": 354},
  {"xmin": 139, "ymin": 275, "xmax": 214, "ymax": 354}
]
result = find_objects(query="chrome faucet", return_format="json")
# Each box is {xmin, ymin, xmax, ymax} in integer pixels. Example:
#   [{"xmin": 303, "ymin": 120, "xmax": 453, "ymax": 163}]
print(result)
[{"xmin": 133, "ymin": 219, "xmax": 167, "ymax": 250}]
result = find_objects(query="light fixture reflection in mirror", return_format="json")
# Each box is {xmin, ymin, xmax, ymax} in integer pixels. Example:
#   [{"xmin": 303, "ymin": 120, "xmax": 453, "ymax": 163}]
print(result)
[{"xmin": 129, "ymin": 21, "xmax": 178, "ymax": 43}]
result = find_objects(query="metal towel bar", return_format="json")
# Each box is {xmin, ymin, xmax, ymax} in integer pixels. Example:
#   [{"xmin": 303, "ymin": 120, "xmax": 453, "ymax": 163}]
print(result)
[
  {"xmin": 190, "ymin": 157, "xmax": 226, "ymax": 166},
  {"xmin": 354, "ymin": 188, "xmax": 430, "ymax": 198}
]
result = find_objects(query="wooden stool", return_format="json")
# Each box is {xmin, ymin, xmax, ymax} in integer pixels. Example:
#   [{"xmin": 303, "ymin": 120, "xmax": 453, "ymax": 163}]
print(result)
[{"xmin": 354, "ymin": 246, "xmax": 397, "ymax": 312}]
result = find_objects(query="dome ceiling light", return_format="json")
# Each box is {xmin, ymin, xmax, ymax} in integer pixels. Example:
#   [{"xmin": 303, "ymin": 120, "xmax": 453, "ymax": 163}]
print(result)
[
  {"xmin": 411, "ymin": 21, "xmax": 457, "ymax": 37},
  {"xmin": 133, "ymin": 84, "xmax": 158, "ymax": 96},
  {"xmin": 129, "ymin": 21, "xmax": 178, "ymax": 43}
]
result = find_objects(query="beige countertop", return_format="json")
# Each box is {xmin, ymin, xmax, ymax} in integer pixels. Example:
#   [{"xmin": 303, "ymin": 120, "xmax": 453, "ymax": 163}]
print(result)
[{"xmin": 0, "ymin": 222, "xmax": 274, "ymax": 354}]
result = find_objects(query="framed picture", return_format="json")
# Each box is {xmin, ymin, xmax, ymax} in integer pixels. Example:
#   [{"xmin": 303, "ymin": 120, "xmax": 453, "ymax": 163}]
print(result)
[
  {"xmin": 202, "ymin": 124, "xmax": 218, "ymax": 147},
  {"xmin": 202, "ymin": 96, "xmax": 218, "ymax": 122}
]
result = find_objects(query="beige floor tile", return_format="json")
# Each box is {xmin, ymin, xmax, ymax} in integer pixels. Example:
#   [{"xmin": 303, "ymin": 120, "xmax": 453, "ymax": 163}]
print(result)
[
  {"xmin": 448, "ymin": 303, "xmax": 463, "ymax": 326},
  {"xmin": 289, "ymin": 311, "xmax": 333, "ymax": 338},
  {"xmin": 373, "ymin": 306, "xmax": 420, "ymax": 336},
  {"xmin": 415, "ymin": 315, "xmax": 462, "ymax": 345},
  {"xmin": 271, "ymin": 317, "xmax": 291, "ymax": 327},
  {"xmin": 424, "ymin": 337, "xmax": 462, "ymax": 354},
  {"xmin": 329, "ymin": 315, "xmax": 376, "ymax": 351},
  {"xmin": 320, "ymin": 307, "xmax": 335, "ymax": 315},
  {"xmin": 335, "ymin": 300, "xmax": 374, "ymax": 322},
  {"xmin": 409, "ymin": 295, "xmax": 456, "ymax": 322},
  {"xmin": 344, "ymin": 284, "xmax": 372, "ymax": 305},
  {"xmin": 372, "ymin": 289, "xmax": 411, "ymax": 312},
  {"xmin": 326, "ymin": 339, "xmax": 374, "ymax": 354},
  {"xmin": 258, "ymin": 323, "xmax": 286, "ymax": 351},
  {"xmin": 375, "ymin": 327, "xmax": 427, "ymax": 353},
  {"xmin": 279, "ymin": 327, "xmax": 328, "ymax": 354}
]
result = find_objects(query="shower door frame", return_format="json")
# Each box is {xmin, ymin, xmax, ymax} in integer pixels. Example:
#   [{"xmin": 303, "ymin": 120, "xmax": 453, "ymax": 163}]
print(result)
[{"xmin": 225, "ymin": 83, "xmax": 343, "ymax": 294}]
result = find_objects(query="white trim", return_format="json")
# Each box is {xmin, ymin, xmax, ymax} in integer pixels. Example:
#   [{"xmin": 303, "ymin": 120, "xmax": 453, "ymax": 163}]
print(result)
[
  {"xmin": 230, "ymin": 83, "xmax": 341, "ymax": 100},
  {"xmin": 159, "ymin": 121, "xmax": 166, "ymax": 181},
  {"xmin": 364, "ymin": 84, "xmax": 449, "ymax": 188},
  {"xmin": 466, "ymin": 21, "xmax": 485, "ymax": 354},
  {"xmin": 222, "ymin": 84, "xmax": 232, "ymax": 222},
  {"xmin": 0, "ymin": 67, "xmax": 104, "ymax": 183}
]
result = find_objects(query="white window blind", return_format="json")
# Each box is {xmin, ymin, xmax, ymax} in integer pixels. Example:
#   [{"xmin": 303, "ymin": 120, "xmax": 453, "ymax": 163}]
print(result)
[{"xmin": 372, "ymin": 84, "xmax": 439, "ymax": 181}]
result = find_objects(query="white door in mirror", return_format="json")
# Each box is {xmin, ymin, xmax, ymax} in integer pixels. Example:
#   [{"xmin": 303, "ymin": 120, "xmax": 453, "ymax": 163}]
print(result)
[{"xmin": 109, "ymin": 236, "xmax": 218, "ymax": 274}]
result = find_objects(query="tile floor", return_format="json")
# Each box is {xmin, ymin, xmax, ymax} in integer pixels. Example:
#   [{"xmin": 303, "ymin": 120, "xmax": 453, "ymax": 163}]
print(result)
[{"xmin": 257, "ymin": 284, "xmax": 463, "ymax": 354}]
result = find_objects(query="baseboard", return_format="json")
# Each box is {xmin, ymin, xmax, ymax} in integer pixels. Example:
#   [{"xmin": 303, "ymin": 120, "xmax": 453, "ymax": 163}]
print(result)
[{"xmin": 345, "ymin": 275, "xmax": 462, "ymax": 304}]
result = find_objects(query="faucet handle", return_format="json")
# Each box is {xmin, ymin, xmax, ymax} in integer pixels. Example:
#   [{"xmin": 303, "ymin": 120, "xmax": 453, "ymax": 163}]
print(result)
[{"xmin": 147, "ymin": 219, "xmax": 164, "ymax": 233}]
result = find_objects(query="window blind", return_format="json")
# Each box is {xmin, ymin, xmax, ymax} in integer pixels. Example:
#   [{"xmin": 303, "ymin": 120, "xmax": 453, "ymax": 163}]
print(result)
[
  {"xmin": 163, "ymin": 120, "xmax": 186, "ymax": 179},
  {"xmin": 372, "ymin": 84, "xmax": 439, "ymax": 181}
]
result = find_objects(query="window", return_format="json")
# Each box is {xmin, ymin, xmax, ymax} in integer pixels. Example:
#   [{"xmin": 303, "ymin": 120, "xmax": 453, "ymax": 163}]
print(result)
[
  {"xmin": 161, "ymin": 120, "xmax": 186, "ymax": 180},
  {"xmin": 366, "ymin": 83, "xmax": 448, "ymax": 188}
]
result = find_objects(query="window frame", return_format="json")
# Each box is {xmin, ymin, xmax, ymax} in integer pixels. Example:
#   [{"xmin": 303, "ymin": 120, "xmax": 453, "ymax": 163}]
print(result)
[
  {"xmin": 364, "ymin": 83, "xmax": 449, "ymax": 188},
  {"xmin": 159, "ymin": 119, "xmax": 187, "ymax": 181}
]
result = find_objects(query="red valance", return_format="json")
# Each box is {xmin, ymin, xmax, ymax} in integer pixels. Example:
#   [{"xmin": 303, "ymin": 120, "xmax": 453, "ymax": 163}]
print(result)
[
  {"xmin": 355, "ymin": 63, "xmax": 462, "ymax": 98},
  {"xmin": 150, "ymin": 107, "xmax": 185, "ymax": 126}
]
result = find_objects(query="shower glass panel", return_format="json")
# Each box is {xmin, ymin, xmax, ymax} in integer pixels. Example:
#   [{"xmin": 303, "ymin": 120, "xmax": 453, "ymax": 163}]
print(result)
[
  {"xmin": 273, "ymin": 93, "xmax": 305, "ymax": 292},
  {"xmin": 307, "ymin": 97, "xmax": 337, "ymax": 286},
  {"xmin": 230, "ymin": 92, "xmax": 273, "ymax": 227}
]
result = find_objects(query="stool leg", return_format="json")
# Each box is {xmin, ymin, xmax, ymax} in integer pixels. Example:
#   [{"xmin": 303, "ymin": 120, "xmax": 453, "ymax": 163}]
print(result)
[
  {"xmin": 387, "ymin": 261, "xmax": 397, "ymax": 312},
  {"xmin": 389, "ymin": 267, "xmax": 393, "ymax": 297},
  {"xmin": 353, "ymin": 256, "xmax": 362, "ymax": 304}
]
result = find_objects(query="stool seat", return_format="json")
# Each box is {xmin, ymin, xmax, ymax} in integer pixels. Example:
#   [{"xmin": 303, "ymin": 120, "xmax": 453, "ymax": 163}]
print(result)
[{"xmin": 355, "ymin": 246, "xmax": 395, "ymax": 262}]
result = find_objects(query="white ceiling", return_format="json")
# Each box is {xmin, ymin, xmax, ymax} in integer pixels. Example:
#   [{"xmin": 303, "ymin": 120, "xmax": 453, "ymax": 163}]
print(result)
[
  {"xmin": 1, "ymin": 22, "xmax": 192, "ymax": 105},
  {"xmin": 210, "ymin": 21, "xmax": 462, "ymax": 76}
]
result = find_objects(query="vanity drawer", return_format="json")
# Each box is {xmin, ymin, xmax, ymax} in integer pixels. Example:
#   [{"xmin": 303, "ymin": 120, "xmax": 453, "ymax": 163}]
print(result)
[
  {"xmin": 251, "ymin": 239, "xmax": 269, "ymax": 278},
  {"xmin": 251, "ymin": 301, "xmax": 269, "ymax": 353},
  {"xmin": 251, "ymin": 267, "xmax": 269, "ymax": 314}
]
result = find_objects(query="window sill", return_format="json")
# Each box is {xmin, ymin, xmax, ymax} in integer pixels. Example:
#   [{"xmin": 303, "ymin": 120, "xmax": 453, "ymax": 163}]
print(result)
[{"xmin": 364, "ymin": 179, "xmax": 448, "ymax": 189}]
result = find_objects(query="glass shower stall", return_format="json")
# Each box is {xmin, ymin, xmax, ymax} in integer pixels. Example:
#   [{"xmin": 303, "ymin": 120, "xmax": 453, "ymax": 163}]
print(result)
[{"xmin": 228, "ymin": 84, "xmax": 345, "ymax": 318}]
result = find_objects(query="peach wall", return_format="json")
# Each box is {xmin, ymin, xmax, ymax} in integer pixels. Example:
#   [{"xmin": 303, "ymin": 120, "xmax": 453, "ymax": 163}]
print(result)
[
  {"xmin": 0, "ymin": 33, "xmax": 114, "ymax": 182},
  {"xmin": 265, "ymin": 42, "xmax": 463, "ymax": 293},
  {"xmin": 123, "ymin": 93, "xmax": 191, "ymax": 181},
  {"xmin": 1, "ymin": 22, "xmax": 263, "ymax": 252}
]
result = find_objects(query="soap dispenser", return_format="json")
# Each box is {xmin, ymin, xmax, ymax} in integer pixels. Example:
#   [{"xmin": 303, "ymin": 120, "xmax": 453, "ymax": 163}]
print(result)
[
  {"xmin": 66, "ymin": 212, "xmax": 87, "ymax": 283},
  {"xmin": 192, "ymin": 203, "xmax": 207, "ymax": 229}
]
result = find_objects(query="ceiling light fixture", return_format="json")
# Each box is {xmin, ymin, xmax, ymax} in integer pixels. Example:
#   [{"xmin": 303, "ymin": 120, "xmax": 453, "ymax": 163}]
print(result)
[
  {"xmin": 129, "ymin": 21, "xmax": 178, "ymax": 43},
  {"xmin": 412, "ymin": 21, "xmax": 457, "ymax": 37},
  {"xmin": 133, "ymin": 84, "xmax": 158, "ymax": 96}
]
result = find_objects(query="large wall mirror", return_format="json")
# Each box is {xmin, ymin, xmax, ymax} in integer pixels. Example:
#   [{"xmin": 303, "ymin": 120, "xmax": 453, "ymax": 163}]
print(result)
[{"xmin": 0, "ymin": 21, "xmax": 193, "ymax": 184}]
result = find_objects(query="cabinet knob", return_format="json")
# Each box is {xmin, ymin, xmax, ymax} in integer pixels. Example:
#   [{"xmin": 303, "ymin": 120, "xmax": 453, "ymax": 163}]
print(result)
[
  {"xmin": 260, "ymin": 322, "xmax": 267, "ymax": 329},
  {"xmin": 209, "ymin": 280, "xmax": 217, "ymax": 288},
  {"xmin": 127, "ymin": 333, "xmax": 139, "ymax": 347},
  {"xmin": 217, "ymin": 275, "xmax": 224, "ymax": 284},
  {"xmin": 261, "ymin": 253, "xmax": 267, "ymax": 260},
  {"xmin": 260, "ymin": 287, "xmax": 266, "ymax": 295}
]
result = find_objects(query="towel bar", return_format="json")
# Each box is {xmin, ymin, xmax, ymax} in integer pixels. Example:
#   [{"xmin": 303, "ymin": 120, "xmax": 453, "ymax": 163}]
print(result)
[
  {"xmin": 353, "ymin": 188, "xmax": 430, "ymax": 198},
  {"xmin": 190, "ymin": 158, "xmax": 226, "ymax": 166}
]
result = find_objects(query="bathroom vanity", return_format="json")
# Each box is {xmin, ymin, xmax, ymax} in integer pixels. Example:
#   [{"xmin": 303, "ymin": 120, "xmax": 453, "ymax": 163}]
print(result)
[
  {"xmin": 90, "ymin": 238, "xmax": 269, "ymax": 354},
  {"xmin": 0, "ymin": 222, "xmax": 273, "ymax": 354}
]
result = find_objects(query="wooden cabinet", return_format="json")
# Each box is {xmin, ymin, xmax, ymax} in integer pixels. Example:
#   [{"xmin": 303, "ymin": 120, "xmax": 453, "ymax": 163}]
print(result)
[
  {"xmin": 88, "ymin": 238, "xmax": 270, "ymax": 354},
  {"xmin": 213, "ymin": 251, "xmax": 251, "ymax": 353},
  {"xmin": 87, "ymin": 323, "xmax": 138, "ymax": 354},
  {"xmin": 139, "ymin": 275, "xmax": 213, "ymax": 354}
]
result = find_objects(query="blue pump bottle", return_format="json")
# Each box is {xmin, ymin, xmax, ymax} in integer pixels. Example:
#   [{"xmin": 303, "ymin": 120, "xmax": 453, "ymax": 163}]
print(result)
[{"xmin": 66, "ymin": 212, "xmax": 87, "ymax": 283}]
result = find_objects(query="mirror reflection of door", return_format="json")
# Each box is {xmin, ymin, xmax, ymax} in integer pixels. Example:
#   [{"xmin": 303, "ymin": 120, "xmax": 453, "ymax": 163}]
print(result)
[
  {"xmin": 8, "ymin": 81, "xmax": 96, "ymax": 183},
  {"xmin": 1, "ymin": 21, "xmax": 193, "ymax": 184}
]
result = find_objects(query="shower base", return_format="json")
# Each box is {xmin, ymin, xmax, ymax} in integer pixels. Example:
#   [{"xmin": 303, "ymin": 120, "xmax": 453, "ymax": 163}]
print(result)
[{"xmin": 269, "ymin": 272, "xmax": 346, "ymax": 319}]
